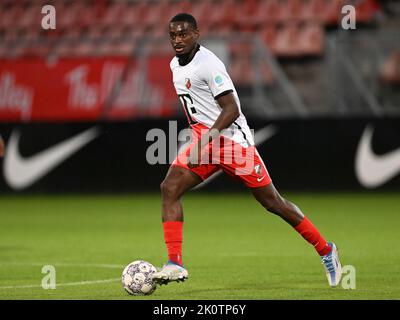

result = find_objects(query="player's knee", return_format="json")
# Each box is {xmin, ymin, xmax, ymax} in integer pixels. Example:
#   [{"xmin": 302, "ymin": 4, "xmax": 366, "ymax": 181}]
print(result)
[
  {"xmin": 260, "ymin": 194, "xmax": 284, "ymax": 215},
  {"xmin": 160, "ymin": 179, "xmax": 180, "ymax": 200}
]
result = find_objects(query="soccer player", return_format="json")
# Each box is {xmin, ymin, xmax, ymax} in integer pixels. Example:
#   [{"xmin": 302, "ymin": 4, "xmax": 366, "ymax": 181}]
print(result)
[{"xmin": 152, "ymin": 13, "xmax": 342, "ymax": 287}]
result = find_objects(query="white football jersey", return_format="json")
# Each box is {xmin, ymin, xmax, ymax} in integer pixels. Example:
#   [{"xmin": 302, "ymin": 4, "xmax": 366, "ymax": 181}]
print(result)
[{"xmin": 170, "ymin": 45, "xmax": 254, "ymax": 147}]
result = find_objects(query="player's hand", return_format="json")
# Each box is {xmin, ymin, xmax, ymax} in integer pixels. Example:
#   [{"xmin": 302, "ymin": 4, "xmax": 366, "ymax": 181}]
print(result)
[
  {"xmin": 187, "ymin": 141, "xmax": 202, "ymax": 168},
  {"xmin": 0, "ymin": 135, "xmax": 4, "ymax": 158}
]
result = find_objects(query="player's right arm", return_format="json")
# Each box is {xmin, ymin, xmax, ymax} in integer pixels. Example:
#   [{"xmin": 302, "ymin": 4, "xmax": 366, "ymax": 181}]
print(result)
[
  {"xmin": 187, "ymin": 91, "xmax": 239, "ymax": 168},
  {"xmin": 187, "ymin": 55, "xmax": 240, "ymax": 168}
]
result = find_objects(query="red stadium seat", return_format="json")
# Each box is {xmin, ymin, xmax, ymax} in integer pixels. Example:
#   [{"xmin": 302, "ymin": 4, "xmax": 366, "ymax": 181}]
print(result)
[
  {"xmin": 355, "ymin": 0, "xmax": 381, "ymax": 24},
  {"xmin": 229, "ymin": 41, "xmax": 253, "ymax": 59},
  {"xmin": 300, "ymin": 0, "xmax": 326, "ymax": 24},
  {"xmin": 235, "ymin": 0, "xmax": 260, "ymax": 31},
  {"xmin": 274, "ymin": 23, "xmax": 301, "ymax": 57},
  {"xmin": 98, "ymin": 2, "xmax": 125, "ymax": 29},
  {"xmin": 78, "ymin": 4, "xmax": 99, "ymax": 29},
  {"xmin": 259, "ymin": 25, "xmax": 278, "ymax": 54},
  {"xmin": 324, "ymin": 0, "xmax": 343, "ymax": 26},
  {"xmin": 191, "ymin": 1, "xmax": 214, "ymax": 29},
  {"xmin": 0, "ymin": 5, "xmax": 22, "ymax": 30},
  {"xmin": 19, "ymin": 6, "xmax": 38, "ymax": 30},
  {"xmin": 209, "ymin": 0, "xmax": 237, "ymax": 29},
  {"xmin": 71, "ymin": 40, "xmax": 97, "ymax": 57},
  {"xmin": 229, "ymin": 57, "xmax": 255, "ymax": 86},
  {"xmin": 380, "ymin": 50, "xmax": 400, "ymax": 85},
  {"xmin": 252, "ymin": 0, "xmax": 283, "ymax": 28},
  {"xmin": 298, "ymin": 23, "xmax": 324, "ymax": 56},
  {"xmin": 144, "ymin": 0, "xmax": 170, "ymax": 30},
  {"xmin": 280, "ymin": 0, "xmax": 304, "ymax": 23}
]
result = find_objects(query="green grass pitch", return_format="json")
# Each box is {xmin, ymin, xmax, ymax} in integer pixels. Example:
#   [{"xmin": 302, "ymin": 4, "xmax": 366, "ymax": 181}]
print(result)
[{"xmin": 0, "ymin": 192, "xmax": 399, "ymax": 300}]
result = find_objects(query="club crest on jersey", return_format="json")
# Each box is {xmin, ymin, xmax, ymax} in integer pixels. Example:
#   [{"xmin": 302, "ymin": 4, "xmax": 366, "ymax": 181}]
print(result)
[
  {"xmin": 185, "ymin": 78, "xmax": 191, "ymax": 89},
  {"xmin": 254, "ymin": 164, "xmax": 262, "ymax": 175}
]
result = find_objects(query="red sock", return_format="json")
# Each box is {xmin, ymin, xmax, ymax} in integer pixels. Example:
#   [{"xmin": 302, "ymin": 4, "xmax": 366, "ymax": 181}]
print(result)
[
  {"xmin": 294, "ymin": 217, "xmax": 332, "ymax": 256},
  {"xmin": 162, "ymin": 221, "xmax": 183, "ymax": 266}
]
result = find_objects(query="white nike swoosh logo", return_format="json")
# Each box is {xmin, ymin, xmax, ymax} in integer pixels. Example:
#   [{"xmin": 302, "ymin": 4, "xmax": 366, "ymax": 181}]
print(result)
[
  {"xmin": 192, "ymin": 125, "xmax": 278, "ymax": 190},
  {"xmin": 257, "ymin": 175, "xmax": 266, "ymax": 182},
  {"xmin": 3, "ymin": 127, "xmax": 100, "ymax": 190},
  {"xmin": 355, "ymin": 124, "xmax": 400, "ymax": 188}
]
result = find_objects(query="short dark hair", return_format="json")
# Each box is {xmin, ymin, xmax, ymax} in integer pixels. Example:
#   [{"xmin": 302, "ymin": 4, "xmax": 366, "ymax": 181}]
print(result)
[{"xmin": 170, "ymin": 13, "xmax": 198, "ymax": 30}]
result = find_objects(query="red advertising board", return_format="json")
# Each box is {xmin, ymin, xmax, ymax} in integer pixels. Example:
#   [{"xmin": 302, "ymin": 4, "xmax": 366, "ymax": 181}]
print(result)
[{"xmin": 0, "ymin": 56, "xmax": 177, "ymax": 122}]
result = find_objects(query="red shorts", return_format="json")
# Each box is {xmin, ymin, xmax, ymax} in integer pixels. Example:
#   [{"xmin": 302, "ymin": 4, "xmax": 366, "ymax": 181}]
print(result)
[{"xmin": 172, "ymin": 124, "xmax": 272, "ymax": 188}]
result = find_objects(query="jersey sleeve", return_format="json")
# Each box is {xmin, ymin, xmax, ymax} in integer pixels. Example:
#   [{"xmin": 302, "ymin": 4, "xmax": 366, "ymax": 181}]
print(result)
[{"xmin": 200, "ymin": 56, "xmax": 234, "ymax": 99}]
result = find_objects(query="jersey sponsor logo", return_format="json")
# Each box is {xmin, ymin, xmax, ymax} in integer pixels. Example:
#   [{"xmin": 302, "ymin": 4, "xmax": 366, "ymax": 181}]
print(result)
[
  {"xmin": 3, "ymin": 127, "xmax": 100, "ymax": 190},
  {"xmin": 185, "ymin": 78, "xmax": 191, "ymax": 89},
  {"xmin": 355, "ymin": 124, "xmax": 400, "ymax": 188}
]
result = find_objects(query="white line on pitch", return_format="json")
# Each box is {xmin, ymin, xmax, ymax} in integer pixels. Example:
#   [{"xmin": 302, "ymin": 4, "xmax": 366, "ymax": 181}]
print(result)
[
  {"xmin": 0, "ymin": 278, "xmax": 120, "ymax": 290},
  {"xmin": 0, "ymin": 262, "xmax": 124, "ymax": 269}
]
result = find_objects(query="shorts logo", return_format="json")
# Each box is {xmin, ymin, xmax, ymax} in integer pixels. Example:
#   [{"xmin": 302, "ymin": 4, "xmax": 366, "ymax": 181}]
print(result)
[
  {"xmin": 185, "ymin": 78, "xmax": 191, "ymax": 89},
  {"xmin": 254, "ymin": 164, "xmax": 262, "ymax": 175},
  {"xmin": 215, "ymin": 75, "xmax": 223, "ymax": 85}
]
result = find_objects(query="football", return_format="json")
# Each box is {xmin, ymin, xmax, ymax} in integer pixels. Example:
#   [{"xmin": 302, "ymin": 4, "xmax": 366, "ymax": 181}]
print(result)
[{"xmin": 121, "ymin": 260, "xmax": 157, "ymax": 296}]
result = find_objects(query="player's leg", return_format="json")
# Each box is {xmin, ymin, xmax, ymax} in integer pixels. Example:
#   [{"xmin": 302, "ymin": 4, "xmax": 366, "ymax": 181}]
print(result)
[
  {"xmin": 153, "ymin": 165, "xmax": 209, "ymax": 284},
  {"xmin": 160, "ymin": 165, "xmax": 201, "ymax": 264},
  {"xmin": 160, "ymin": 165, "xmax": 202, "ymax": 222},
  {"xmin": 154, "ymin": 126, "xmax": 220, "ymax": 284},
  {"xmin": 251, "ymin": 182, "xmax": 342, "ymax": 287},
  {"xmin": 221, "ymin": 144, "xmax": 342, "ymax": 287},
  {"xmin": 251, "ymin": 182, "xmax": 304, "ymax": 226}
]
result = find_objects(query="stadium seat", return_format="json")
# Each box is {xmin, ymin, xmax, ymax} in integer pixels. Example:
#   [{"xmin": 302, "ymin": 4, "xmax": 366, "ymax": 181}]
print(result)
[
  {"xmin": 229, "ymin": 56, "xmax": 255, "ymax": 86},
  {"xmin": 301, "ymin": 0, "xmax": 326, "ymax": 24},
  {"xmin": 274, "ymin": 23, "xmax": 301, "ymax": 57},
  {"xmin": 18, "ymin": 6, "xmax": 38, "ymax": 30},
  {"xmin": 355, "ymin": 0, "xmax": 381, "ymax": 24},
  {"xmin": 229, "ymin": 41, "xmax": 253, "ymax": 59},
  {"xmin": 98, "ymin": 2, "xmax": 125, "ymax": 29},
  {"xmin": 298, "ymin": 23, "xmax": 324, "ymax": 56},
  {"xmin": 120, "ymin": 3, "xmax": 147, "ymax": 29},
  {"xmin": 144, "ymin": 0, "xmax": 170, "ymax": 30},
  {"xmin": 191, "ymin": 1, "xmax": 214, "ymax": 29},
  {"xmin": 247, "ymin": 0, "xmax": 281, "ymax": 28},
  {"xmin": 209, "ymin": 0, "xmax": 237, "ymax": 29},
  {"xmin": 69, "ymin": 40, "xmax": 97, "ymax": 57},
  {"xmin": 324, "ymin": 0, "xmax": 343, "ymax": 26},
  {"xmin": 0, "ymin": 5, "xmax": 21, "ymax": 30},
  {"xmin": 235, "ymin": 0, "xmax": 260, "ymax": 31},
  {"xmin": 78, "ymin": 4, "xmax": 98, "ymax": 29},
  {"xmin": 280, "ymin": 0, "xmax": 304, "ymax": 23},
  {"xmin": 259, "ymin": 25, "xmax": 278, "ymax": 54},
  {"xmin": 380, "ymin": 50, "xmax": 400, "ymax": 85}
]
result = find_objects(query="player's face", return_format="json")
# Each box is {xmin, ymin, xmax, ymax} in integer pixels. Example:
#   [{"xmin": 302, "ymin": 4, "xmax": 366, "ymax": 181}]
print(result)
[{"xmin": 169, "ymin": 21, "xmax": 199, "ymax": 56}]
